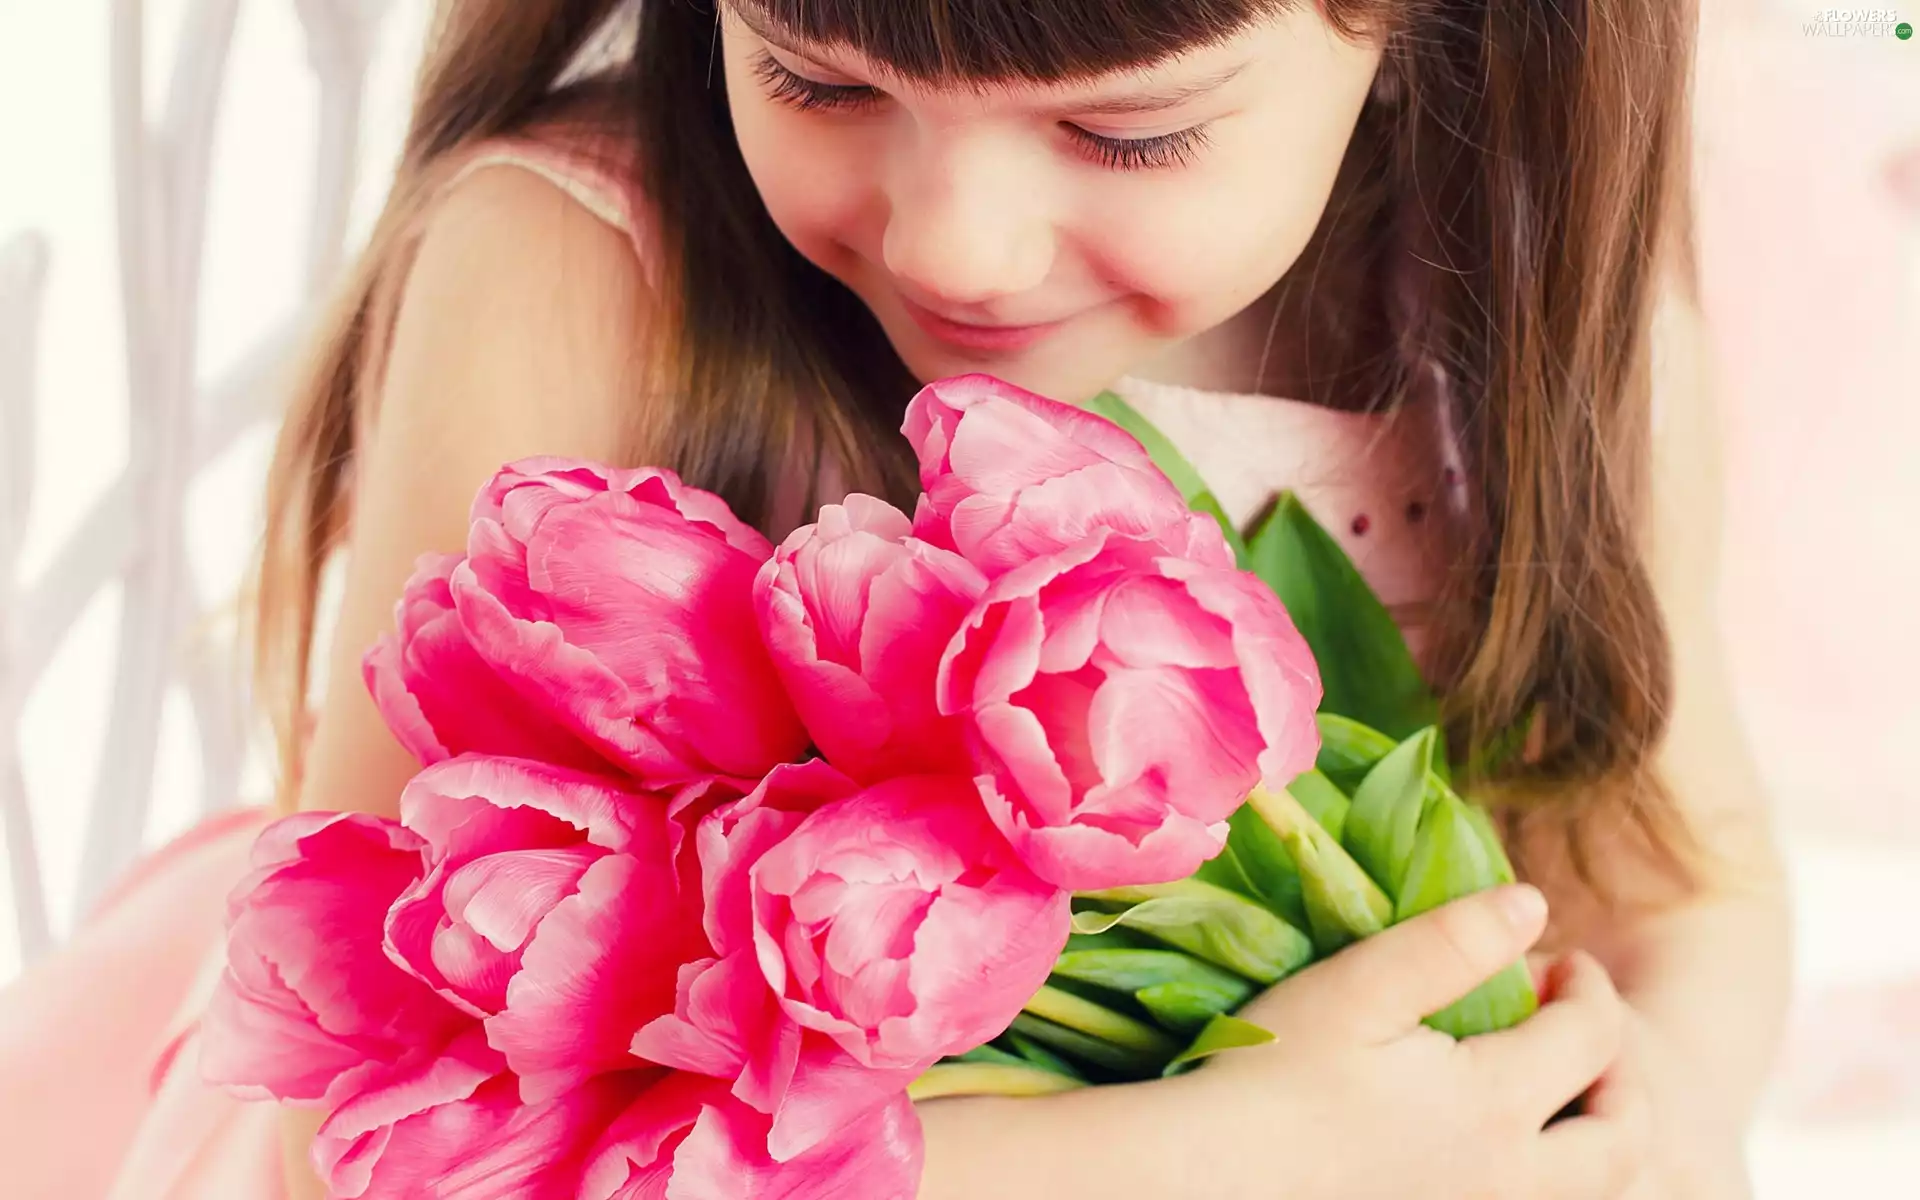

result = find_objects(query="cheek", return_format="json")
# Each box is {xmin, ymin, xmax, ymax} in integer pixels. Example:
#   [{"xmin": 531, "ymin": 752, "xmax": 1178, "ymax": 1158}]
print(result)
[
  {"xmin": 1082, "ymin": 106, "xmax": 1375, "ymax": 332},
  {"xmin": 1078, "ymin": 180, "xmax": 1309, "ymax": 336},
  {"xmin": 724, "ymin": 76, "xmax": 874, "ymax": 275}
]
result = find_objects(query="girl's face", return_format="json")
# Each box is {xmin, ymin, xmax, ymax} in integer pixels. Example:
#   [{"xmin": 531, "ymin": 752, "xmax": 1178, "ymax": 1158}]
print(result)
[{"xmin": 720, "ymin": 4, "xmax": 1385, "ymax": 401}]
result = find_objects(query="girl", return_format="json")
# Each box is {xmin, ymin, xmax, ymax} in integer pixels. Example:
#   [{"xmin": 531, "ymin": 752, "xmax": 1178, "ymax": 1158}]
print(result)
[{"xmin": 1, "ymin": 0, "xmax": 1791, "ymax": 1196}]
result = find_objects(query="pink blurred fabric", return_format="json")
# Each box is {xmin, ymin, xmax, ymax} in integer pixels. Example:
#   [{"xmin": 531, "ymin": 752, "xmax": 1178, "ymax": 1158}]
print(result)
[{"xmin": 0, "ymin": 807, "xmax": 285, "ymax": 1200}]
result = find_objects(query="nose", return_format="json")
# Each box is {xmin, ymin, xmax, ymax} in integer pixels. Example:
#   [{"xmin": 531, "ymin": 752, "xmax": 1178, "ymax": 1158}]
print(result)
[{"xmin": 880, "ymin": 134, "xmax": 1056, "ymax": 309}]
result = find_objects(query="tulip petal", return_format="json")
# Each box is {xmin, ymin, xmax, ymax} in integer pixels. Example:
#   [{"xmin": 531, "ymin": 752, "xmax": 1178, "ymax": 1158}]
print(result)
[
  {"xmin": 901, "ymin": 375, "xmax": 1198, "ymax": 577},
  {"xmin": 769, "ymin": 1043, "xmax": 919, "ymax": 1163},
  {"xmin": 201, "ymin": 813, "xmax": 465, "ymax": 1108},
  {"xmin": 363, "ymin": 553, "xmax": 610, "ymax": 771},
  {"xmin": 750, "ymin": 779, "xmax": 1070, "ymax": 1080},
  {"xmin": 454, "ymin": 462, "xmax": 806, "ymax": 787},
  {"xmin": 317, "ymin": 1038, "xmax": 646, "ymax": 1200},
  {"xmin": 490, "ymin": 847, "xmax": 703, "ymax": 1103},
  {"xmin": 757, "ymin": 496, "xmax": 982, "ymax": 782}
]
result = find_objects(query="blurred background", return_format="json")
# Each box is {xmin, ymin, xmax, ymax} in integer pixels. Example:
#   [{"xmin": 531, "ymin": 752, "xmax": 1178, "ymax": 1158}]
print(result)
[{"xmin": 0, "ymin": 0, "xmax": 1915, "ymax": 1192}]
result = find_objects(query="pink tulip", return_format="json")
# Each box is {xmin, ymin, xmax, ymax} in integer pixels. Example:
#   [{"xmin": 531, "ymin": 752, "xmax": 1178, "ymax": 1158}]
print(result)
[
  {"xmin": 633, "ymin": 762, "xmax": 919, "ymax": 1160},
  {"xmin": 363, "ymin": 553, "xmax": 613, "ymax": 771},
  {"xmin": 751, "ymin": 776, "xmax": 1070, "ymax": 1073},
  {"xmin": 690, "ymin": 761, "xmax": 860, "ymax": 956},
  {"xmin": 580, "ymin": 1072, "xmax": 924, "ymax": 1200},
  {"xmin": 940, "ymin": 529, "xmax": 1324, "ymax": 890},
  {"xmin": 755, "ymin": 494, "xmax": 986, "ymax": 782},
  {"xmin": 310, "ymin": 1027, "xmax": 639, "ymax": 1200},
  {"xmin": 386, "ymin": 756, "xmax": 710, "ymax": 1103},
  {"xmin": 902, "ymin": 374, "xmax": 1233, "ymax": 577},
  {"xmin": 452, "ymin": 458, "xmax": 809, "ymax": 788},
  {"xmin": 201, "ymin": 812, "xmax": 466, "ymax": 1108}
]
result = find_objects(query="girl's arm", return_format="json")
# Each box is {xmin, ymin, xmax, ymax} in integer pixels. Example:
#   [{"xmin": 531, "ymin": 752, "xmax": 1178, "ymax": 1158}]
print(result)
[
  {"xmin": 1528, "ymin": 269, "xmax": 1793, "ymax": 1198},
  {"xmin": 278, "ymin": 162, "xmax": 657, "ymax": 1198}
]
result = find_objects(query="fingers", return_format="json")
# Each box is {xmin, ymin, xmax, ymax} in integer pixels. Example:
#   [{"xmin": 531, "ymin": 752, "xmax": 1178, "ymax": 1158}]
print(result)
[
  {"xmin": 1530, "ymin": 996, "xmax": 1654, "ymax": 1198},
  {"xmin": 1242, "ymin": 885, "xmax": 1549, "ymax": 1045},
  {"xmin": 1527, "ymin": 950, "xmax": 1555, "ymax": 996},
  {"xmin": 1581, "ymin": 1007, "xmax": 1654, "ymax": 1133},
  {"xmin": 1531, "ymin": 1105, "xmax": 1653, "ymax": 1200},
  {"xmin": 1468, "ymin": 951, "xmax": 1627, "ymax": 1127}
]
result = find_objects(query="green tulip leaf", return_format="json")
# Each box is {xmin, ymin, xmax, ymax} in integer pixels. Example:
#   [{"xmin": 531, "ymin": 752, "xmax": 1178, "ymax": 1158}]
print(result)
[
  {"xmin": 1286, "ymin": 767, "xmax": 1352, "ymax": 841},
  {"xmin": 1388, "ymin": 786, "xmax": 1538, "ymax": 1036},
  {"xmin": 1423, "ymin": 959, "xmax": 1540, "ymax": 1038},
  {"xmin": 1346, "ymin": 727, "xmax": 1443, "ymax": 895},
  {"xmin": 1062, "ymin": 927, "xmax": 1159, "ymax": 955},
  {"xmin": 1392, "ymin": 789, "xmax": 1509, "ymax": 923},
  {"xmin": 953, "ymin": 1042, "xmax": 1030, "ymax": 1069},
  {"xmin": 1073, "ymin": 881, "xmax": 1314, "ymax": 984},
  {"xmin": 1052, "ymin": 948, "xmax": 1253, "ymax": 996},
  {"xmin": 1135, "ymin": 981, "xmax": 1249, "ymax": 1034},
  {"xmin": 1192, "ymin": 839, "xmax": 1264, "ymax": 904},
  {"xmin": 1084, "ymin": 389, "xmax": 1250, "ymax": 568},
  {"xmin": 1222, "ymin": 804, "xmax": 1307, "ymax": 930},
  {"xmin": 1005, "ymin": 1031, "xmax": 1087, "ymax": 1079},
  {"xmin": 1314, "ymin": 712, "xmax": 1400, "ymax": 795},
  {"xmin": 1164, "ymin": 1014, "xmax": 1277, "ymax": 1074},
  {"xmin": 1286, "ymin": 820, "xmax": 1392, "ymax": 954},
  {"xmin": 1453, "ymin": 787, "xmax": 1519, "ymax": 886},
  {"xmin": 1247, "ymin": 492, "xmax": 1438, "ymax": 740},
  {"xmin": 1051, "ymin": 948, "xmax": 1256, "ymax": 1036},
  {"xmin": 1245, "ymin": 784, "xmax": 1392, "ymax": 954}
]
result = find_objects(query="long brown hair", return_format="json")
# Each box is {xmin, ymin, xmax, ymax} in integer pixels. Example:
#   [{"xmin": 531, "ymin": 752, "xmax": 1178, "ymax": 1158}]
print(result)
[{"xmin": 254, "ymin": 0, "xmax": 1708, "ymax": 899}]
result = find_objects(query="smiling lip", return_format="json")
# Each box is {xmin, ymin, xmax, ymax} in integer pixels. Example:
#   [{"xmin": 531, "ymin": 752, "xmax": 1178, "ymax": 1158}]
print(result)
[{"xmin": 901, "ymin": 297, "xmax": 1066, "ymax": 353}]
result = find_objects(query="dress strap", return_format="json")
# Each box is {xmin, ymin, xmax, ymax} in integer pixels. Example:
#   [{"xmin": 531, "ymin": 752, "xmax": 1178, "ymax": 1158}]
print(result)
[
  {"xmin": 438, "ymin": 133, "xmax": 655, "ymax": 281},
  {"xmin": 445, "ymin": 139, "xmax": 640, "ymax": 244}
]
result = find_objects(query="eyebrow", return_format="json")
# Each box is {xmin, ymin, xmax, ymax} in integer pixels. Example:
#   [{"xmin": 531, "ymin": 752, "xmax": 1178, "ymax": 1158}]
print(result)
[{"xmin": 730, "ymin": 4, "xmax": 1250, "ymax": 117}]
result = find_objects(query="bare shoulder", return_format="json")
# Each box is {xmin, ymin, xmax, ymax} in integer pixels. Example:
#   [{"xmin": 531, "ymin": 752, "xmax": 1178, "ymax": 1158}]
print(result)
[
  {"xmin": 359, "ymin": 155, "xmax": 662, "ymax": 610},
  {"xmin": 298, "ymin": 160, "xmax": 661, "ymax": 818},
  {"xmin": 380, "ymin": 160, "xmax": 655, "ymax": 462}
]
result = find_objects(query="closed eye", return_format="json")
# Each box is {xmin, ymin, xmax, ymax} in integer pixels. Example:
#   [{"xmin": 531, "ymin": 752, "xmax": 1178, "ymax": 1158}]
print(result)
[
  {"xmin": 751, "ymin": 51, "xmax": 879, "ymax": 112},
  {"xmin": 749, "ymin": 51, "xmax": 1214, "ymax": 173},
  {"xmin": 1064, "ymin": 125, "xmax": 1214, "ymax": 171}
]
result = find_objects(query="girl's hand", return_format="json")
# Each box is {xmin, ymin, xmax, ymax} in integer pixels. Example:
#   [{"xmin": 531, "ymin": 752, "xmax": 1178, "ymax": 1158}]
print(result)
[
  {"xmin": 1151, "ymin": 884, "xmax": 1652, "ymax": 1199},
  {"xmin": 918, "ymin": 885, "xmax": 1650, "ymax": 1199}
]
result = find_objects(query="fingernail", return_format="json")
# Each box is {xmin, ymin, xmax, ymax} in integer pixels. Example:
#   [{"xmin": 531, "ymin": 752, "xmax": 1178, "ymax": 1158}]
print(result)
[{"xmin": 1498, "ymin": 884, "xmax": 1547, "ymax": 929}]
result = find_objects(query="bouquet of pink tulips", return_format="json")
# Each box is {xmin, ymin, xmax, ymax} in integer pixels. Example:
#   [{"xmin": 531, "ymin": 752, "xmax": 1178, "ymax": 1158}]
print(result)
[{"xmin": 202, "ymin": 375, "xmax": 1533, "ymax": 1199}]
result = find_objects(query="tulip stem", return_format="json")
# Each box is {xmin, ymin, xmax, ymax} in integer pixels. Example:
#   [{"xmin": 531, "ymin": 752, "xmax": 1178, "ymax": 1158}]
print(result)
[
  {"xmin": 1244, "ymin": 782, "xmax": 1320, "ymax": 843},
  {"xmin": 908, "ymin": 1062, "xmax": 1087, "ymax": 1101},
  {"xmin": 1008, "ymin": 1014, "xmax": 1168, "ymax": 1077},
  {"xmin": 1022, "ymin": 985, "xmax": 1180, "ymax": 1058}
]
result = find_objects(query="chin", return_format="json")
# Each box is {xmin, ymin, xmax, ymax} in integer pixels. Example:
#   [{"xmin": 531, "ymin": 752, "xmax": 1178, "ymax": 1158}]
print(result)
[
  {"xmin": 890, "ymin": 333, "xmax": 1128, "ymax": 405},
  {"xmin": 901, "ymin": 354, "xmax": 1085, "ymax": 403}
]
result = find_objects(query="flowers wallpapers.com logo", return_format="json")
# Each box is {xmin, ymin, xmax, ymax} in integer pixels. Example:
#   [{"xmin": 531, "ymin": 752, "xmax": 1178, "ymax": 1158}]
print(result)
[{"xmin": 1805, "ymin": 8, "xmax": 1913, "ymax": 35}]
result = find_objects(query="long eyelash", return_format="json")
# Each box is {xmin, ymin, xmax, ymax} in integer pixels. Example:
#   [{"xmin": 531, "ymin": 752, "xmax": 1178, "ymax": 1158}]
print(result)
[
  {"xmin": 751, "ymin": 49, "xmax": 1209, "ymax": 173},
  {"xmin": 751, "ymin": 51, "xmax": 878, "ymax": 112},
  {"xmin": 1067, "ymin": 125, "xmax": 1213, "ymax": 172}
]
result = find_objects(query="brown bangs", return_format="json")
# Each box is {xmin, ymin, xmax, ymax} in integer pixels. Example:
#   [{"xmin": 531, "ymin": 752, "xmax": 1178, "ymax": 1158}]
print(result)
[{"xmin": 729, "ymin": 0, "xmax": 1365, "ymax": 84}]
